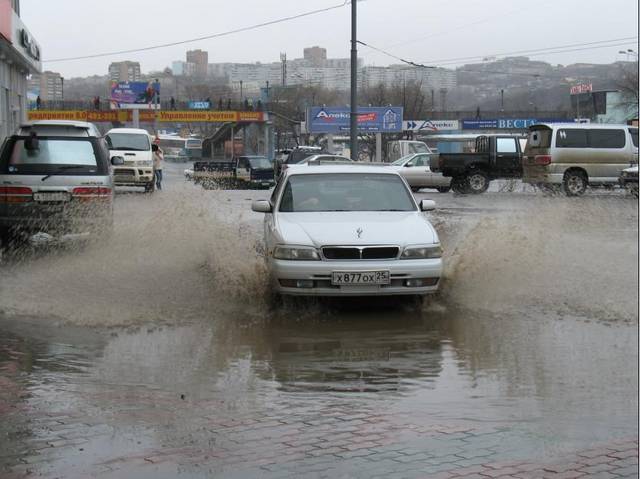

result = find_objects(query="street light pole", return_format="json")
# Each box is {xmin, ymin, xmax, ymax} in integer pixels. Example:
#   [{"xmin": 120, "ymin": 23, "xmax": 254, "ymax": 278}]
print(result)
[{"xmin": 350, "ymin": 0, "xmax": 358, "ymax": 160}]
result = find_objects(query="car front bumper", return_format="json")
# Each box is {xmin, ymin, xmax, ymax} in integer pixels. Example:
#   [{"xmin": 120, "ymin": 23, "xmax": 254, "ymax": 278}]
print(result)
[
  {"xmin": 113, "ymin": 166, "xmax": 154, "ymax": 186},
  {"xmin": 268, "ymin": 257, "xmax": 443, "ymax": 296}
]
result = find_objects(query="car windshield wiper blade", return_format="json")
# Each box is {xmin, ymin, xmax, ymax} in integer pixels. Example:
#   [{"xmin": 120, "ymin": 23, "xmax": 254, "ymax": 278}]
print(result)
[
  {"xmin": 41, "ymin": 165, "xmax": 91, "ymax": 181},
  {"xmin": 110, "ymin": 146, "xmax": 141, "ymax": 151}
]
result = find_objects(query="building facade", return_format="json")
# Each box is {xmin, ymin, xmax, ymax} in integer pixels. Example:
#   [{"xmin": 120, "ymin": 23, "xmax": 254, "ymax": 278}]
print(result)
[
  {"xmin": 186, "ymin": 49, "xmax": 208, "ymax": 77},
  {"xmin": 28, "ymin": 70, "xmax": 63, "ymax": 101},
  {"xmin": 0, "ymin": 0, "xmax": 42, "ymax": 142},
  {"xmin": 108, "ymin": 61, "xmax": 141, "ymax": 82}
]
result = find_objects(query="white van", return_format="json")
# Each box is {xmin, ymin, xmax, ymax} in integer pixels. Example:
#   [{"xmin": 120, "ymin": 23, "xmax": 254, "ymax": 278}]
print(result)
[
  {"xmin": 522, "ymin": 123, "xmax": 639, "ymax": 195},
  {"xmin": 386, "ymin": 140, "xmax": 433, "ymax": 163},
  {"xmin": 105, "ymin": 128, "xmax": 155, "ymax": 192}
]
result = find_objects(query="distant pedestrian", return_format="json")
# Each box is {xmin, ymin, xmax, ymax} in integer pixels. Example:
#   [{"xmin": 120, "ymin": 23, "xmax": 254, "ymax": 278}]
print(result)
[
  {"xmin": 206, "ymin": 97, "xmax": 211, "ymax": 109},
  {"xmin": 36, "ymin": 95, "xmax": 41, "ymax": 110},
  {"xmin": 475, "ymin": 106, "xmax": 481, "ymax": 120},
  {"xmin": 94, "ymin": 96, "xmax": 101, "ymax": 110},
  {"xmin": 227, "ymin": 98, "xmax": 231, "ymax": 110},
  {"xmin": 218, "ymin": 98, "xmax": 223, "ymax": 110},
  {"xmin": 256, "ymin": 99, "xmax": 263, "ymax": 111},
  {"xmin": 152, "ymin": 144, "xmax": 163, "ymax": 190},
  {"xmin": 170, "ymin": 96, "xmax": 176, "ymax": 110}
]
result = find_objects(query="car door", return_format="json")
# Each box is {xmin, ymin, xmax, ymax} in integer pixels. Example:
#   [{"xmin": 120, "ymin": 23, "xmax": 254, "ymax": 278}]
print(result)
[
  {"xmin": 494, "ymin": 137, "xmax": 520, "ymax": 173},
  {"xmin": 402, "ymin": 154, "xmax": 430, "ymax": 186},
  {"xmin": 236, "ymin": 157, "xmax": 250, "ymax": 183}
]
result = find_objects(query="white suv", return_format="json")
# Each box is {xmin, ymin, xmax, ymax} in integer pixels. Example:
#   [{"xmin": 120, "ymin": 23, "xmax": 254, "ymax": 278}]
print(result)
[{"xmin": 251, "ymin": 164, "xmax": 443, "ymax": 297}]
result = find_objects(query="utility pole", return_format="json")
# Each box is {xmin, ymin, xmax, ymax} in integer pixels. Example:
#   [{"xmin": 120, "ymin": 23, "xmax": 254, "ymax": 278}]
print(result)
[
  {"xmin": 280, "ymin": 53, "xmax": 287, "ymax": 87},
  {"xmin": 153, "ymin": 78, "xmax": 159, "ymax": 134},
  {"xmin": 500, "ymin": 88, "xmax": 504, "ymax": 112},
  {"xmin": 350, "ymin": 0, "xmax": 358, "ymax": 161},
  {"xmin": 240, "ymin": 80, "xmax": 243, "ymax": 102}
]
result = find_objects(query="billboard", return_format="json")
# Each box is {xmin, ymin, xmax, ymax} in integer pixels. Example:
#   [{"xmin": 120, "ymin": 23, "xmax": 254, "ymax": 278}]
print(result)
[
  {"xmin": 307, "ymin": 107, "xmax": 403, "ymax": 134},
  {"xmin": 110, "ymin": 81, "xmax": 160, "ymax": 109},
  {"xmin": 188, "ymin": 101, "xmax": 211, "ymax": 110},
  {"xmin": 570, "ymin": 83, "xmax": 593, "ymax": 95}
]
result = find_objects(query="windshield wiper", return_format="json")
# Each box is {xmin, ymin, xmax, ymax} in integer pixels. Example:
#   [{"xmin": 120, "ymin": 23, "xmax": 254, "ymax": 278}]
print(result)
[
  {"xmin": 41, "ymin": 165, "xmax": 92, "ymax": 181},
  {"xmin": 110, "ymin": 147, "xmax": 142, "ymax": 151}
]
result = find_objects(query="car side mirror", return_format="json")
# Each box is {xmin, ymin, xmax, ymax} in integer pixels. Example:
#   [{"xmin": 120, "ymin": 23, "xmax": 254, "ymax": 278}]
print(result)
[
  {"xmin": 252, "ymin": 200, "xmax": 272, "ymax": 213},
  {"xmin": 420, "ymin": 199, "xmax": 436, "ymax": 211},
  {"xmin": 111, "ymin": 156, "xmax": 125, "ymax": 166},
  {"xmin": 404, "ymin": 163, "xmax": 411, "ymax": 167}
]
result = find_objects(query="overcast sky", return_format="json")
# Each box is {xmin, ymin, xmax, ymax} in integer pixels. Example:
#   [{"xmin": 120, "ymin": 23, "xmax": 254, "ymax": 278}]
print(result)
[{"xmin": 20, "ymin": 0, "xmax": 639, "ymax": 78}]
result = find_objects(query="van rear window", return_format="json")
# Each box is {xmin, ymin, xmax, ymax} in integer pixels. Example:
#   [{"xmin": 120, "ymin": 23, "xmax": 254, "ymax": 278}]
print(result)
[
  {"xmin": 589, "ymin": 129, "xmax": 625, "ymax": 149},
  {"xmin": 527, "ymin": 129, "xmax": 551, "ymax": 148},
  {"xmin": 556, "ymin": 129, "xmax": 588, "ymax": 148}
]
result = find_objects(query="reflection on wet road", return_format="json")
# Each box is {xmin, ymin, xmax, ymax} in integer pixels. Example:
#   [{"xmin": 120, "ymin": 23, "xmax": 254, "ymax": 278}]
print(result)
[{"xmin": 0, "ymin": 164, "xmax": 637, "ymax": 478}]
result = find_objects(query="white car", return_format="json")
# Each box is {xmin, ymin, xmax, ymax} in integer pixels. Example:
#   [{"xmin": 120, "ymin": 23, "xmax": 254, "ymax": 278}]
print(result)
[
  {"xmin": 251, "ymin": 165, "xmax": 443, "ymax": 297},
  {"xmin": 390, "ymin": 153, "xmax": 452, "ymax": 193}
]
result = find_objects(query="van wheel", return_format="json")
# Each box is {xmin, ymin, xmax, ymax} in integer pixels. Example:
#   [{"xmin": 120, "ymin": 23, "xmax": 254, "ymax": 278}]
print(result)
[
  {"xmin": 563, "ymin": 170, "xmax": 587, "ymax": 196},
  {"xmin": 436, "ymin": 186, "xmax": 451, "ymax": 193},
  {"xmin": 466, "ymin": 170, "xmax": 490, "ymax": 194}
]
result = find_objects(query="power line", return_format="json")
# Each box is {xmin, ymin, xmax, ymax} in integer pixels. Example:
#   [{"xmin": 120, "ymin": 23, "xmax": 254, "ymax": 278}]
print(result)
[
  {"xmin": 420, "ymin": 37, "xmax": 639, "ymax": 66},
  {"xmin": 44, "ymin": 1, "xmax": 350, "ymax": 63}
]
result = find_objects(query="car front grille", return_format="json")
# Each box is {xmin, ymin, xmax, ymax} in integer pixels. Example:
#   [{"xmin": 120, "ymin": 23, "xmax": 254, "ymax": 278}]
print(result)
[
  {"xmin": 115, "ymin": 169, "xmax": 135, "ymax": 176},
  {"xmin": 322, "ymin": 246, "xmax": 399, "ymax": 260}
]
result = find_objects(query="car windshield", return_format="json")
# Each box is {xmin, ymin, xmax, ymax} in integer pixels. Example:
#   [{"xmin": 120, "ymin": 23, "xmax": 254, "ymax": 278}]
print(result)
[
  {"xmin": 248, "ymin": 157, "xmax": 272, "ymax": 169},
  {"xmin": 106, "ymin": 133, "xmax": 150, "ymax": 151},
  {"xmin": 392, "ymin": 154, "xmax": 414, "ymax": 166},
  {"xmin": 8, "ymin": 138, "xmax": 97, "ymax": 166},
  {"xmin": 279, "ymin": 173, "xmax": 416, "ymax": 212}
]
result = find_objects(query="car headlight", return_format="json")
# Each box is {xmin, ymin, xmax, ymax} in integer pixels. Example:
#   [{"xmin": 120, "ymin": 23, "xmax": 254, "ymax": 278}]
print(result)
[
  {"xmin": 401, "ymin": 244, "xmax": 442, "ymax": 259},
  {"xmin": 140, "ymin": 160, "xmax": 153, "ymax": 167},
  {"xmin": 273, "ymin": 245, "xmax": 320, "ymax": 261}
]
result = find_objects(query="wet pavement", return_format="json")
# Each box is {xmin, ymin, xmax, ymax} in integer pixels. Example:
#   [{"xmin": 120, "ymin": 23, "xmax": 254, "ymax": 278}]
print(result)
[{"xmin": 0, "ymin": 162, "xmax": 638, "ymax": 478}]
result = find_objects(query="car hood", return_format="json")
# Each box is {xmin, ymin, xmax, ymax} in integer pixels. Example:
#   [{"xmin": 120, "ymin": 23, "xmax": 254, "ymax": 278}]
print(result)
[
  {"xmin": 110, "ymin": 150, "xmax": 152, "ymax": 162},
  {"xmin": 275, "ymin": 211, "xmax": 438, "ymax": 246}
]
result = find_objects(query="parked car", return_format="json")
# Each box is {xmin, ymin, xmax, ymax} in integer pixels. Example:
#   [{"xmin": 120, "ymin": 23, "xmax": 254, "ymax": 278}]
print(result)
[
  {"xmin": 522, "ymin": 123, "xmax": 639, "ymax": 196},
  {"xmin": 390, "ymin": 153, "xmax": 451, "ymax": 193},
  {"xmin": 105, "ymin": 128, "xmax": 155, "ymax": 192},
  {"xmin": 251, "ymin": 164, "xmax": 443, "ymax": 297},
  {"xmin": 619, "ymin": 165, "xmax": 638, "ymax": 197},
  {"xmin": 430, "ymin": 135, "xmax": 524, "ymax": 194},
  {"xmin": 0, "ymin": 120, "xmax": 123, "ymax": 247},
  {"xmin": 185, "ymin": 155, "xmax": 274, "ymax": 189},
  {"xmin": 274, "ymin": 146, "xmax": 325, "ymax": 177}
]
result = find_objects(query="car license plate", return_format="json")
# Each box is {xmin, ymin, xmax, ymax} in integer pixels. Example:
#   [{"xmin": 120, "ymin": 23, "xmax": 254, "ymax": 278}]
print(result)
[
  {"xmin": 332, "ymin": 271, "xmax": 390, "ymax": 286},
  {"xmin": 34, "ymin": 192, "xmax": 69, "ymax": 202}
]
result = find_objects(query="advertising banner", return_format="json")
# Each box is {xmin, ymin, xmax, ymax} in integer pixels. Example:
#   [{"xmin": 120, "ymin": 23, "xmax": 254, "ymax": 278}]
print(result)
[
  {"xmin": 110, "ymin": 81, "xmax": 160, "ymax": 109},
  {"xmin": 570, "ymin": 83, "xmax": 593, "ymax": 95},
  {"xmin": 307, "ymin": 107, "xmax": 403, "ymax": 133},
  {"xmin": 461, "ymin": 118, "xmax": 562, "ymax": 129},
  {"xmin": 28, "ymin": 110, "xmax": 265, "ymax": 123},
  {"xmin": 403, "ymin": 120, "xmax": 459, "ymax": 131},
  {"xmin": 188, "ymin": 101, "xmax": 211, "ymax": 110}
]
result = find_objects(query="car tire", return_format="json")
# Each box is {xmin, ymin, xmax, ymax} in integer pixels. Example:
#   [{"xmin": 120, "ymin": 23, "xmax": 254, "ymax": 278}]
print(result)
[
  {"xmin": 436, "ymin": 186, "xmax": 451, "ymax": 193},
  {"xmin": 563, "ymin": 170, "xmax": 588, "ymax": 196},
  {"xmin": 451, "ymin": 177, "xmax": 468, "ymax": 194},
  {"xmin": 466, "ymin": 170, "xmax": 490, "ymax": 194}
]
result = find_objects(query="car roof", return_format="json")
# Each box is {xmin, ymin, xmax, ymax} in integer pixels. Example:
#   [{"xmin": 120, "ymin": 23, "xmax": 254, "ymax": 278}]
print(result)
[
  {"xmin": 17, "ymin": 120, "xmax": 101, "ymax": 137},
  {"xmin": 285, "ymin": 164, "xmax": 395, "ymax": 176},
  {"xmin": 530, "ymin": 123, "xmax": 634, "ymax": 130},
  {"xmin": 106, "ymin": 128, "xmax": 151, "ymax": 135}
]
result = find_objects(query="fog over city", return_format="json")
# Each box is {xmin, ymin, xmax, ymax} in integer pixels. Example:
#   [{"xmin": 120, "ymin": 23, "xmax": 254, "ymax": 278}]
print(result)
[{"xmin": 21, "ymin": 0, "xmax": 639, "ymax": 77}]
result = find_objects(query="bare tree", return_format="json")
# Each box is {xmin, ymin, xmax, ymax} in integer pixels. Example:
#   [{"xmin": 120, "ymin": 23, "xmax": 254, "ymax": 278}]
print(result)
[{"xmin": 615, "ymin": 63, "xmax": 639, "ymax": 118}]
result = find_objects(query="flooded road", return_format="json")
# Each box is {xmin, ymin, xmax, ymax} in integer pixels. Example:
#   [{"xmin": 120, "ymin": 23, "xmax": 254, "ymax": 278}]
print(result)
[{"xmin": 0, "ymin": 162, "xmax": 637, "ymax": 478}]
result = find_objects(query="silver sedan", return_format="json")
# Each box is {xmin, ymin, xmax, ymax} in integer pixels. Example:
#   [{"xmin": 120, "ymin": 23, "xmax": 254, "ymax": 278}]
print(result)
[{"xmin": 390, "ymin": 153, "xmax": 451, "ymax": 193}]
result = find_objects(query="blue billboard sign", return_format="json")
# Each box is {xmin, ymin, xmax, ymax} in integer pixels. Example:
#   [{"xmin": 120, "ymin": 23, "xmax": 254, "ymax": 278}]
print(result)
[
  {"xmin": 308, "ymin": 107, "xmax": 403, "ymax": 133},
  {"xmin": 461, "ymin": 118, "xmax": 563, "ymax": 130},
  {"xmin": 188, "ymin": 101, "xmax": 211, "ymax": 110},
  {"xmin": 110, "ymin": 81, "xmax": 160, "ymax": 109}
]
